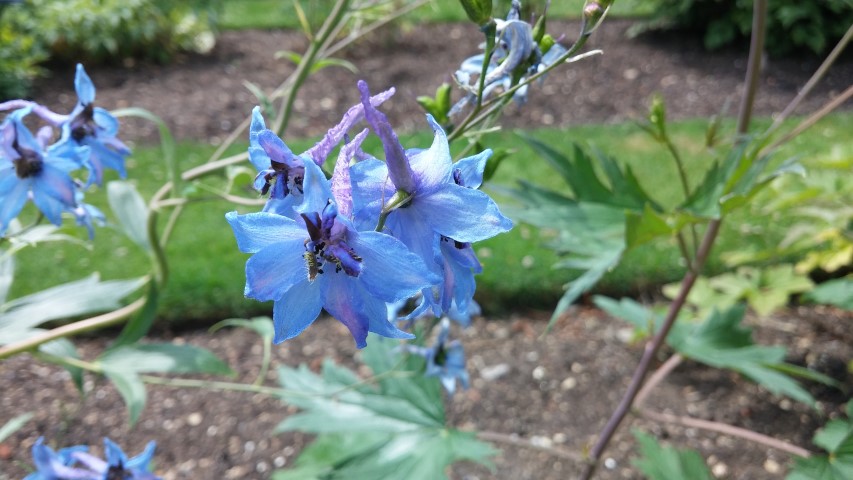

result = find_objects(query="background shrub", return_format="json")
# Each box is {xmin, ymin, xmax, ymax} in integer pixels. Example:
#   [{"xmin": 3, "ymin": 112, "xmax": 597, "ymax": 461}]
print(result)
[
  {"xmin": 3, "ymin": 0, "xmax": 221, "ymax": 65},
  {"xmin": 634, "ymin": 0, "xmax": 853, "ymax": 57}
]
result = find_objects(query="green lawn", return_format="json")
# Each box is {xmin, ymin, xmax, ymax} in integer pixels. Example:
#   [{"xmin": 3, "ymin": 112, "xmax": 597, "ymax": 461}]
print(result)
[
  {"xmin": 220, "ymin": 0, "xmax": 653, "ymax": 31},
  {"xmin": 9, "ymin": 112, "xmax": 853, "ymax": 325}
]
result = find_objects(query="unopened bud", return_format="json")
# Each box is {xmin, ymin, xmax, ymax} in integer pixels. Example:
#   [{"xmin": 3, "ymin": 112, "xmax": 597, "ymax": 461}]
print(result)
[
  {"xmin": 581, "ymin": 0, "xmax": 613, "ymax": 36},
  {"xmin": 459, "ymin": 0, "xmax": 492, "ymax": 26}
]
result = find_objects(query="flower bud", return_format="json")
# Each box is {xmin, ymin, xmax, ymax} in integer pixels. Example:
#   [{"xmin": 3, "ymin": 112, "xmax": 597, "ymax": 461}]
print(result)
[
  {"xmin": 581, "ymin": 0, "xmax": 613, "ymax": 36},
  {"xmin": 459, "ymin": 0, "xmax": 492, "ymax": 26}
]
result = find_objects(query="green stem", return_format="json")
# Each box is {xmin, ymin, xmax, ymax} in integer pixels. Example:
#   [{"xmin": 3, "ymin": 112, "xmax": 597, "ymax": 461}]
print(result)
[
  {"xmin": 375, "ymin": 191, "xmax": 412, "ymax": 232},
  {"xmin": 273, "ymin": 0, "xmax": 351, "ymax": 136},
  {"xmin": 476, "ymin": 22, "xmax": 497, "ymax": 108}
]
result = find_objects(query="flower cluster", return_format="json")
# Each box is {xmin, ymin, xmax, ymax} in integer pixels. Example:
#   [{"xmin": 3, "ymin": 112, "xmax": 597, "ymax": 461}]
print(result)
[
  {"xmin": 27, "ymin": 437, "xmax": 159, "ymax": 480},
  {"xmin": 451, "ymin": 0, "xmax": 568, "ymax": 115},
  {"xmin": 0, "ymin": 64, "xmax": 130, "ymax": 237},
  {"xmin": 228, "ymin": 80, "xmax": 512, "ymax": 364}
]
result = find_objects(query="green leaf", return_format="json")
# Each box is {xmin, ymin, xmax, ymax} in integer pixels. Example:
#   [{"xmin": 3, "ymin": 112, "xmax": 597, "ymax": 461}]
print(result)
[
  {"xmin": 112, "ymin": 108, "xmax": 177, "ymax": 194},
  {"xmin": 102, "ymin": 366, "xmax": 146, "ymax": 425},
  {"xmin": 37, "ymin": 338, "xmax": 85, "ymax": 392},
  {"xmin": 806, "ymin": 278, "xmax": 853, "ymax": 310},
  {"xmin": 98, "ymin": 343, "xmax": 232, "ymax": 376},
  {"xmin": 0, "ymin": 275, "xmax": 146, "ymax": 333},
  {"xmin": 274, "ymin": 337, "xmax": 495, "ymax": 479},
  {"xmin": 243, "ymin": 80, "xmax": 274, "ymax": 120},
  {"xmin": 309, "ymin": 57, "xmax": 357, "ymax": 75},
  {"xmin": 632, "ymin": 430, "xmax": 713, "ymax": 480},
  {"xmin": 110, "ymin": 280, "xmax": 158, "ymax": 350},
  {"xmin": 0, "ymin": 412, "xmax": 33, "ymax": 443},
  {"xmin": 107, "ymin": 181, "xmax": 151, "ymax": 252},
  {"xmin": 274, "ymin": 50, "xmax": 302, "ymax": 64},
  {"xmin": 787, "ymin": 403, "xmax": 853, "ymax": 480}
]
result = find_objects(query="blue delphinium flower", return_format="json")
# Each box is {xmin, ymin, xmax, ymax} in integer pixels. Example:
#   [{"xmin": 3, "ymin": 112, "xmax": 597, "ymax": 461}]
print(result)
[
  {"xmin": 450, "ymin": 0, "xmax": 568, "ymax": 115},
  {"xmin": 246, "ymin": 87, "xmax": 394, "ymax": 218},
  {"xmin": 26, "ymin": 437, "xmax": 159, "ymax": 480},
  {"xmin": 0, "ymin": 107, "xmax": 86, "ymax": 235},
  {"xmin": 404, "ymin": 318, "xmax": 470, "ymax": 395},
  {"xmin": 350, "ymin": 81, "xmax": 512, "ymax": 316},
  {"xmin": 58, "ymin": 64, "xmax": 131, "ymax": 187},
  {"xmin": 227, "ymin": 159, "xmax": 439, "ymax": 348}
]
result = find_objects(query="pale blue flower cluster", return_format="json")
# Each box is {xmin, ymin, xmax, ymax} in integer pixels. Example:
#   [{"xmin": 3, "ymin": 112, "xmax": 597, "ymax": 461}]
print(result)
[
  {"xmin": 451, "ymin": 0, "xmax": 568, "ymax": 115},
  {"xmin": 228, "ymin": 81, "xmax": 512, "ymax": 390},
  {"xmin": 0, "ymin": 64, "xmax": 129, "ymax": 237},
  {"xmin": 26, "ymin": 437, "xmax": 159, "ymax": 480}
]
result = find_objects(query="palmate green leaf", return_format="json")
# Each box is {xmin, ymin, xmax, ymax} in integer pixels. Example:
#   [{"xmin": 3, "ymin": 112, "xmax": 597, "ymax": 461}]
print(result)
[
  {"xmin": 632, "ymin": 430, "xmax": 713, "ymax": 480},
  {"xmin": 0, "ymin": 274, "xmax": 146, "ymax": 333},
  {"xmin": 806, "ymin": 278, "xmax": 853, "ymax": 310},
  {"xmin": 598, "ymin": 298, "xmax": 823, "ymax": 405},
  {"xmin": 107, "ymin": 181, "xmax": 151, "ymax": 252},
  {"xmin": 275, "ymin": 337, "xmax": 495, "ymax": 479},
  {"xmin": 97, "ymin": 343, "xmax": 232, "ymax": 376},
  {"xmin": 787, "ymin": 403, "xmax": 853, "ymax": 480}
]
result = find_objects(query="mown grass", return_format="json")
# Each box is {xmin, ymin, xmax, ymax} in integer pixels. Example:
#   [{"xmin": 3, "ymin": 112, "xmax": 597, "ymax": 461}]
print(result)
[
  {"xmin": 219, "ymin": 0, "xmax": 653, "ymax": 31},
  {"xmin": 8, "ymin": 113, "xmax": 852, "ymax": 324}
]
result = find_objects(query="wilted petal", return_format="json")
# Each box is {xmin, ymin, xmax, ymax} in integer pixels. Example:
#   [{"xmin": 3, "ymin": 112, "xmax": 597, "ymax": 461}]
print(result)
[{"xmin": 358, "ymin": 80, "xmax": 416, "ymax": 193}]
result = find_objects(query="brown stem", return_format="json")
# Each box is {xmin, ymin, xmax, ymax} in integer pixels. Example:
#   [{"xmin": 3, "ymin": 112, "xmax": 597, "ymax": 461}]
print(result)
[
  {"xmin": 634, "ymin": 354, "xmax": 683, "ymax": 408},
  {"xmin": 736, "ymin": 0, "xmax": 767, "ymax": 135},
  {"xmin": 764, "ymin": 84, "xmax": 853, "ymax": 153},
  {"xmin": 637, "ymin": 408, "xmax": 811, "ymax": 458}
]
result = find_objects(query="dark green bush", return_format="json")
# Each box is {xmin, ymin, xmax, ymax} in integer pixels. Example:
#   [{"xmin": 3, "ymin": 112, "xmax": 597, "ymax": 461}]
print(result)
[
  {"xmin": 0, "ymin": 23, "xmax": 47, "ymax": 100},
  {"xmin": 4, "ymin": 0, "xmax": 221, "ymax": 65},
  {"xmin": 635, "ymin": 0, "xmax": 853, "ymax": 57}
]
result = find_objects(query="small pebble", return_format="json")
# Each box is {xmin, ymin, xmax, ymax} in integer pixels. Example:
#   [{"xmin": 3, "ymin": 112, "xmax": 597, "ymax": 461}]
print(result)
[
  {"xmin": 712, "ymin": 462, "xmax": 728, "ymax": 477},
  {"xmin": 560, "ymin": 377, "xmax": 578, "ymax": 390},
  {"xmin": 480, "ymin": 363, "xmax": 510, "ymax": 381},
  {"xmin": 187, "ymin": 412, "xmax": 203, "ymax": 426},
  {"xmin": 532, "ymin": 366, "xmax": 546, "ymax": 380},
  {"xmin": 764, "ymin": 458, "xmax": 781, "ymax": 474}
]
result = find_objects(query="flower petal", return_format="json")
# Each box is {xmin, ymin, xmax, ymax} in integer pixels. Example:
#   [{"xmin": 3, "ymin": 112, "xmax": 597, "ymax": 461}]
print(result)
[
  {"xmin": 244, "ymin": 240, "xmax": 309, "ymax": 301},
  {"xmin": 409, "ymin": 115, "xmax": 453, "ymax": 194},
  {"xmin": 417, "ymin": 184, "xmax": 513, "ymax": 243},
  {"xmin": 74, "ymin": 64, "xmax": 96, "ymax": 105},
  {"xmin": 0, "ymin": 177, "xmax": 29, "ymax": 233},
  {"xmin": 358, "ymin": 80, "xmax": 416, "ymax": 193},
  {"xmin": 321, "ymin": 273, "xmax": 370, "ymax": 348},
  {"xmin": 453, "ymin": 149, "xmax": 491, "ymax": 189},
  {"xmin": 226, "ymin": 211, "xmax": 305, "ymax": 253},
  {"xmin": 272, "ymin": 279, "xmax": 322, "ymax": 343},
  {"xmin": 351, "ymin": 230, "xmax": 440, "ymax": 303}
]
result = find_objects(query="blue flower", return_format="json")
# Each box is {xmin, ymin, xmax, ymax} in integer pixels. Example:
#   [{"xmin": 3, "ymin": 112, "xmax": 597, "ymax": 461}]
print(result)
[
  {"xmin": 227, "ymin": 159, "xmax": 439, "ymax": 348},
  {"xmin": 247, "ymin": 87, "xmax": 394, "ymax": 217},
  {"xmin": 405, "ymin": 318, "xmax": 470, "ymax": 395},
  {"xmin": 26, "ymin": 437, "xmax": 159, "ymax": 480},
  {"xmin": 450, "ymin": 1, "xmax": 568, "ymax": 115},
  {"xmin": 59, "ymin": 64, "xmax": 131, "ymax": 187},
  {"xmin": 0, "ymin": 107, "xmax": 86, "ymax": 235},
  {"xmin": 351, "ymin": 81, "xmax": 512, "ymax": 316}
]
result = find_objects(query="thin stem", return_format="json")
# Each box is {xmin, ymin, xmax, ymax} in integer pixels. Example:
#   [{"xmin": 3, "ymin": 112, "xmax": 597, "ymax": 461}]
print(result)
[
  {"xmin": 182, "ymin": 151, "xmax": 247, "ymax": 182},
  {"xmin": 273, "ymin": 0, "xmax": 350, "ymax": 136},
  {"xmin": 634, "ymin": 354, "xmax": 683, "ymax": 407},
  {"xmin": 580, "ymin": 221, "xmax": 722, "ymax": 480},
  {"xmin": 147, "ymin": 183, "xmax": 174, "ymax": 286},
  {"xmin": 736, "ymin": 0, "xmax": 767, "ymax": 135},
  {"xmin": 637, "ymin": 408, "xmax": 811, "ymax": 458},
  {"xmin": 0, "ymin": 297, "xmax": 147, "ymax": 360},
  {"xmin": 476, "ymin": 430, "xmax": 585, "ymax": 463},
  {"xmin": 767, "ymin": 22, "xmax": 853, "ymax": 135},
  {"xmin": 580, "ymin": 3, "xmax": 767, "ymax": 477},
  {"xmin": 253, "ymin": 339, "xmax": 272, "ymax": 387},
  {"xmin": 662, "ymin": 137, "xmax": 700, "ymax": 254},
  {"xmin": 764, "ymin": 84, "xmax": 853, "ymax": 153},
  {"xmin": 675, "ymin": 234, "xmax": 695, "ymax": 273}
]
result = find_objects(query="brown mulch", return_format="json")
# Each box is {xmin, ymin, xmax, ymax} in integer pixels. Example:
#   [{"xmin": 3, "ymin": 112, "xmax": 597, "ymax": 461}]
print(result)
[{"xmin": 3, "ymin": 18, "xmax": 852, "ymax": 480}]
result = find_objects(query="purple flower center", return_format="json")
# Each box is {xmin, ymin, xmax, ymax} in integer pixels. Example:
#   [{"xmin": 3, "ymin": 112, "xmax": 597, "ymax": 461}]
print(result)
[
  {"xmin": 70, "ymin": 103, "xmax": 97, "ymax": 142},
  {"xmin": 13, "ymin": 145, "xmax": 43, "ymax": 179},
  {"xmin": 300, "ymin": 204, "xmax": 362, "ymax": 280}
]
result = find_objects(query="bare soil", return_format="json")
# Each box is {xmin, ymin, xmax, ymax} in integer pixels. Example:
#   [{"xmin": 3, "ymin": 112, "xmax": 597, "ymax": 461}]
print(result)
[{"xmin": 2, "ymin": 19, "xmax": 852, "ymax": 480}]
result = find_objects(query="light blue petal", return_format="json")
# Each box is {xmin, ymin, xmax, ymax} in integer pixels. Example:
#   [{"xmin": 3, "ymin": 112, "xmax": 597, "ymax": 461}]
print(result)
[
  {"xmin": 226, "ymin": 211, "xmax": 305, "ymax": 253},
  {"xmin": 104, "ymin": 438, "xmax": 129, "ymax": 468},
  {"xmin": 296, "ymin": 159, "xmax": 332, "ymax": 215},
  {"xmin": 321, "ymin": 273, "xmax": 370, "ymax": 348},
  {"xmin": 244, "ymin": 239, "xmax": 309, "ymax": 301},
  {"xmin": 272, "ymin": 279, "xmax": 323, "ymax": 343},
  {"xmin": 74, "ymin": 64, "xmax": 96, "ymax": 105},
  {"xmin": 349, "ymin": 158, "xmax": 393, "ymax": 230},
  {"xmin": 453, "ymin": 149, "xmax": 491, "ymax": 189},
  {"xmin": 417, "ymin": 184, "xmax": 513, "ymax": 243},
  {"xmin": 408, "ymin": 115, "xmax": 452, "ymax": 195},
  {"xmin": 351, "ymin": 230, "xmax": 440, "ymax": 303},
  {"xmin": 87, "ymin": 140, "xmax": 127, "ymax": 178},
  {"xmin": 258, "ymin": 130, "xmax": 296, "ymax": 166},
  {"xmin": 93, "ymin": 107, "xmax": 119, "ymax": 137},
  {"xmin": 0, "ymin": 179, "xmax": 31, "ymax": 233},
  {"xmin": 125, "ymin": 441, "xmax": 157, "ymax": 471}
]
